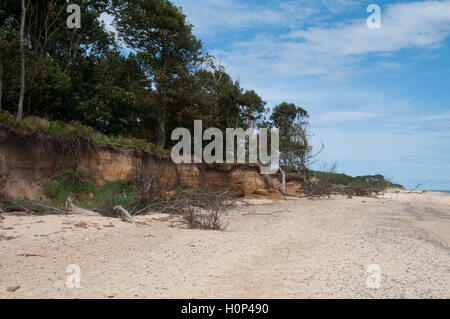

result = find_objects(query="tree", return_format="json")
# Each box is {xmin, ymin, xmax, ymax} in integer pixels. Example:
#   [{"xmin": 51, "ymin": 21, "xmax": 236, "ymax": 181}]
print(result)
[
  {"xmin": 112, "ymin": 0, "xmax": 204, "ymax": 149},
  {"xmin": 269, "ymin": 102, "xmax": 314, "ymax": 174},
  {"xmin": 0, "ymin": 58, "xmax": 2, "ymax": 112},
  {"xmin": 264, "ymin": 102, "xmax": 322, "ymax": 195},
  {"xmin": 0, "ymin": 16, "xmax": 19, "ymax": 114},
  {"xmin": 79, "ymin": 51, "xmax": 151, "ymax": 137},
  {"xmin": 0, "ymin": 0, "xmax": 273, "ymax": 158},
  {"xmin": 0, "ymin": 0, "xmax": 114, "ymax": 121},
  {"xmin": 190, "ymin": 66, "xmax": 266, "ymax": 131},
  {"xmin": 17, "ymin": 0, "xmax": 27, "ymax": 120}
]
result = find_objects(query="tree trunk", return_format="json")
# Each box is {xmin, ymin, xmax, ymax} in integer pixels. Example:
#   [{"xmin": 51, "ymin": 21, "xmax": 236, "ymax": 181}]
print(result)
[
  {"xmin": 0, "ymin": 61, "xmax": 3, "ymax": 112},
  {"xmin": 279, "ymin": 167, "xmax": 288, "ymax": 196},
  {"xmin": 17, "ymin": 0, "xmax": 27, "ymax": 121},
  {"xmin": 157, "ymin": 111, "xmax": 167, "ymax": 149}
]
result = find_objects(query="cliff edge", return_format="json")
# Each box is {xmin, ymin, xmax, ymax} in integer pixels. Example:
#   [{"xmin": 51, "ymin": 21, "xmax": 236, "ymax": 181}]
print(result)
[{"xmin": 0, "ymin": 124, "xmax": 304, "ymax": 201}]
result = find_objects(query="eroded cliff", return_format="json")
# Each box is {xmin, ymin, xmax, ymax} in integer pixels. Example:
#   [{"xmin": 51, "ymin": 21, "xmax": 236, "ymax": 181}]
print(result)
[{"xmin": 0, "ymin": 124, "xmax": 304, "ymax": 200}]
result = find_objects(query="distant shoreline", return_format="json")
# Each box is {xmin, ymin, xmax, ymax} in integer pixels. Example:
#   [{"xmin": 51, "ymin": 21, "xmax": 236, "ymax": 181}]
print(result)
[{"xmin": 428, "ymin": 190, "xmax": 450, "ymax": 194}]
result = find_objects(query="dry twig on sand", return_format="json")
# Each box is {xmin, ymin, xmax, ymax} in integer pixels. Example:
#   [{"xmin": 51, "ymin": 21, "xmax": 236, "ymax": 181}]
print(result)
[
  {"xmin": 17, "ymin": 253, "xmax": 46, "ymax": 258},
  {"xmin": 22, "ymin": 199, "xmax": 67, "ymax": 214},
  {"xmin": 242, "ymin": 210, "xmax": 290, "ymax": 216},
  {"xmin": 2, "ymin": 199, "xmax": 65, "ymax": 215}
]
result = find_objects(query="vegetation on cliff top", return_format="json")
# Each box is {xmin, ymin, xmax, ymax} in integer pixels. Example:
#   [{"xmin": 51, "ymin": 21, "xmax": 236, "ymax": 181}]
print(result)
[
  {"xmin": 0, "ymin": 0, "xmax": 267, "ymax": 149},
  {"xmin": 0, "ymin": 110, "xmax": 163, "ymax": 154},
  {"xmin": 0, "ymin": 0, "xmax": 314, "ymax": 175}
]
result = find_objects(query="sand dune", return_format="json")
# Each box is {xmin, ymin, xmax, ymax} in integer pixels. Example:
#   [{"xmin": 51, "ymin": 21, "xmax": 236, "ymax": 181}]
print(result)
[{"xmin": 0, "ymin": 191, "xmax": 449, "ymax": 299}]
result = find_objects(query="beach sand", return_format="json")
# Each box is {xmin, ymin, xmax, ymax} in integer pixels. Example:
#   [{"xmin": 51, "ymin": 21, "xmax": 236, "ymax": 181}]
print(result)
[{"xmin": 0, "ymin": 191, "xmax": 449, "ymax": 299}]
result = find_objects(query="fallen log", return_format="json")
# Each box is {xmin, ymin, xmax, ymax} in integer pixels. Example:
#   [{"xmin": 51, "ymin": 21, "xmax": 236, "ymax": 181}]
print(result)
[
  {"xmin": 65, "ymin": 196, "xmax": 100, "ymax": 216},
  {"xmin": 114, "ymin": 205, "xmax": 136, "ymax": 224},
  {"xmin": 65, "ymin": 197, "xmax": 135, "ymax": 224}
]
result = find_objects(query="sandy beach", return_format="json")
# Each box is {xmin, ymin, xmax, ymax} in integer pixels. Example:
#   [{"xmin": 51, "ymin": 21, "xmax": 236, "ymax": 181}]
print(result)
[{"xmin": 0, "ymin": 191, "xmax": 449, "ymax": 299}]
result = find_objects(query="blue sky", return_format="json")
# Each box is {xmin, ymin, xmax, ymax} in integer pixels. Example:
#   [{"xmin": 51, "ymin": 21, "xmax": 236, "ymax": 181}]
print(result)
[
  {"xmin": 164, "ymin": 0, "xmax": 450, "ymax": 190},
  {"xmin": 102, "ymin": 0, "xmax": 450, "ymax": 189}
]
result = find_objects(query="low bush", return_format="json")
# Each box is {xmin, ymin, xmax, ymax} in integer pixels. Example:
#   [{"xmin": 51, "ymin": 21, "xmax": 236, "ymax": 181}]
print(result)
[
  {"xmin": 345, "ymin": 182, "xmax": 371, "ymax": 197},
  {"xmin": 309, "ymin": 168, "xmax": 404, "ymax": 190},
  {"xmin": 169, "ymin": 190, "xmax": 233, "ymax": 230},
  {"xmin": 303, "ymin": 179, "xmax": 333, "ymax": 199},
  {"xmin": 95, "ymin": 181, "xmax": 134, "ymax": 218},
  {"xmin": 44, "ymin": 168, "xmax": 134, "ymax": 210},
  {"xmin": 43, "ymin": 168, "xmax": 95, "ymax": 206}
]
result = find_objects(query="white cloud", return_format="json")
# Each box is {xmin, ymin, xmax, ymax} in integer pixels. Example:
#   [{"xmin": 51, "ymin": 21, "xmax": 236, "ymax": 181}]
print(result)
[
  {"xmin": 321, "ymin": 0, "xmax": 359, "ymax": 13},
  {"xmin": 172, "ymin": 0, "xmax": 358, "ymax": 35},
  {"xmin": 216, "ymin": 0, "xmax": 450, "ymax": 77},
  {"xmin": 313, "ymin": 111, "xmax": 386, "ymax": 124},
  {"xmin": 420, "ymin": 111, "xmax": 450, "ymax": 121},
  {"xmin": 285, "ymin": 0, "xmax": 450, "ymax": 54}
]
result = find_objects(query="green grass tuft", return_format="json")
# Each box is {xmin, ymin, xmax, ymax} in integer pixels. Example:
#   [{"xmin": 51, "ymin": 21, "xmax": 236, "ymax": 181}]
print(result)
[
  {"xmin": 43, "ymin": 168, "xmax": 95, "ymax": 207},
  {"xmin": 43, "ymin": 168, "xmax": 135, "ymax": 210}
]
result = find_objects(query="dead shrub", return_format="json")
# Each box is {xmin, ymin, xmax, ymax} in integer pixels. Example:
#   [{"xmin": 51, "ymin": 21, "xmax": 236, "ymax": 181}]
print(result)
[
  {"xmin": 111, "ymin": 171, "xmax": 233, "ymax": 230},
  {"xmin": 129, "ymin": 171, "xmax": 166, "ymax": 214},
  {"xmin": 303, "ymin": 179, "xmax": 332, "ymax": 199},
  {"xmin": 169, "ymin": 190, "xmax": 234, "ymax": 230},
  {"xmin": 97, "ymin": 197, "xmax": 120, "ymax": 218},
  {"xmin": 345, "ymin": 182, "xmax": 371, "ymax": 197}
]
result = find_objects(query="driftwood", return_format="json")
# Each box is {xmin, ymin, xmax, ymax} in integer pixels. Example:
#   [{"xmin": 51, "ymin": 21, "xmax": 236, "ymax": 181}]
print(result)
[
  {"xmin": 17, "ymin": 253, "xmax": 46, "ymax": 258},
  {"xmin": 114, "ymin": 205, "xmax": 136, "ymax": 224},
  {"xmin": 407, "ymin": 184, "xmax": 426, "ymax": 194},
  {"xmin": 1, "ymin": 199, "xmax": 65, "ymax": 215},
  {"xmin": 65, "ymin": 196, "xmax": 100, "ymax": 216},
  {"xmin": 65, "ymin": 197, "xmax": 135, "ymax": 224},
  {"xmin": 242, "ymin": 209, "xmax": 290, "ymax": 217},
  {"xmin": 22, "ymin": 199, "xmax": 66, "ymax": 214}
]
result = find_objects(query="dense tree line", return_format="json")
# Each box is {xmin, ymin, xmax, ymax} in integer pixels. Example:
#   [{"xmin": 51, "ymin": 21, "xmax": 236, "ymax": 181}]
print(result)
[{"xmin": 0, "ymin": 0, "xmax": 313, "ymax": 174}]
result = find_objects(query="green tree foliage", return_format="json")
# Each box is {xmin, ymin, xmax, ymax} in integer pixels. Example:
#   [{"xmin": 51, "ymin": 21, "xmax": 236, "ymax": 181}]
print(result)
[
  {"xmin": 0, "ymin": 0, "xmax": 303, "ymax": 171},
  {"xmin": 0, "ymin": 20, "xmax": 19, "ymax": 112},
  {"xmin": 111, "ymin": 0, "xmax": 204, "ymax": 148},
  {"xmin": 0, "ymin": 0, "xmax": 113, "ymax": 121},
  {"xmin": 309, "ymin": 170, "xmax": 404, "ymax": 190},
  {"xmin": 267, "ymin": 102, "xmax": 312, "ymax": 174},
  {"xmin": 188, "ymin": 67, "xmax": 266, "ymax": 131}
]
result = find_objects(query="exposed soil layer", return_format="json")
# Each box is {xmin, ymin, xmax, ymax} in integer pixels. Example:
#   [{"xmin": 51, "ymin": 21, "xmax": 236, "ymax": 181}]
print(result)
[{"xmin": 0, "ymin": 124, "xmax": 304, "ymax": 200}]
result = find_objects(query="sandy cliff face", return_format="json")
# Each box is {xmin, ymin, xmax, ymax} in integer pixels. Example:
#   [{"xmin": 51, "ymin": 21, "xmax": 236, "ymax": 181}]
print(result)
[{"xmin": 0, "ymin": 125, "xmax": 303, "ymax": 200}]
